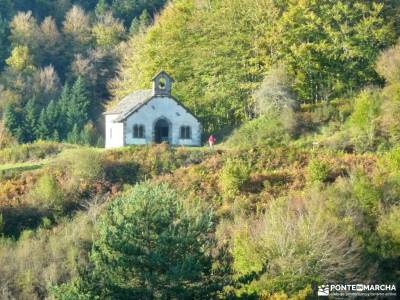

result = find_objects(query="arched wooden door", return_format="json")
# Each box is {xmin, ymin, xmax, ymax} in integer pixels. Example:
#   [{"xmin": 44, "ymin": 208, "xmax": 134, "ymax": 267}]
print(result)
[{"xmin": 154, "ymin": 118, "xmax": 170, "ymax": 143}]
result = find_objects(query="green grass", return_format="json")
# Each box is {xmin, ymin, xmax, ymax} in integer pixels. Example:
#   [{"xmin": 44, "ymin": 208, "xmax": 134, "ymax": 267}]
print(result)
[{"xmin": 0, "ymin": 160, "xmax": 46, "ymax": 172}]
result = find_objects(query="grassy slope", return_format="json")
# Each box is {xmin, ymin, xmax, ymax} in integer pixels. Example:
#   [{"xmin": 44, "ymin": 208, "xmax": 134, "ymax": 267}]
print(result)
[
  {"xmin": 0, "ymin": 138, "xmax": 395, "ymax": 299},
  {"xmin": 0, "ymin": 161, "xmax": 46, "ymax": 172}
]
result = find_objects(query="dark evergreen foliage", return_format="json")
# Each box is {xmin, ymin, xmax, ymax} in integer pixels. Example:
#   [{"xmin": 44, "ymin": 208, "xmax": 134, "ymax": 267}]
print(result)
[{"xmin": 53, "ymin": 183, "xmax": 228, "ymax": 299}]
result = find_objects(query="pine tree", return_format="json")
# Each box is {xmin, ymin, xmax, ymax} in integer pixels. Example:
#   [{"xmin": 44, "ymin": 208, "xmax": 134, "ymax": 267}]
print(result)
[
  {"xmin": 52, "ymin": 129, "xmax": 60, "ymax": 141},
  {"xmin": 95, "ymin": 0, "xmax": 109, "ymax": 18},
  {"xmin": 57, "ymin": 83, "xmax": 70, "ymax": 139},
  {"xmin": 52, "ymin": 183, "xmax": 226, "ymax": 299},
  {"xmin": 67, "ymin": 124, "xmax": 80, "ymax": 144},
  {"xmin": 4, "ymin": 103, "xmax": 24, "ymax": 142},
  {"xmin": 44, "ymin": 100, "xmax": 56, "ymax": 136},
  {"xmin": 66, "ymin": 76, "xmax": 90, "ymax": 132},
  {"xmin": 0, "ymin": 17, "xmax": 10, "ymax": 71},
  {"xmin": 138, "ymin": 10, "xmax": 151, "ymax": 30},
  {"xmin": 129, "ymin": 9, "xmax": 151, "ymax": 35},
  {"xmin": 129, "ymin": 17, "xmax": 139, "ymax": 35},
  {"xmin": 36, "ymin": 108, "xmax": 50, "ymax": 140},
  {"xmin": 24, "ymin": 98, "xmax": 38, "ymax": 142},
  {"xmin": 80, "ymin": 122, "xmax": 97, "ymax": 145}
]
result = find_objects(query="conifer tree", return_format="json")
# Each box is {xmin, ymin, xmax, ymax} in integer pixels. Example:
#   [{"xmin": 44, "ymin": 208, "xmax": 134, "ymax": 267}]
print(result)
[
  {"xmin": 53, "ymin": 183, "xmax": 226, "ymax": 299},
  {"xmin": 0, "ymin": 17, "xmax": 9, "ymax": 70},
  {"xmin": 45, "ymin": 99, "xmax": 60, "ymax": 136},
  {"xmin": 80, "ymin": 122, "xmax": 97, "ymax": 145},
  {"xmin": 57, "ymin": 83, "xmax": 70, "ymax": 138},
  {"xmin": 139, "ymin": 9, "xmax": 151, "ymax": 28},
  {"xmin": 129, "ymin": 10, "xmax": 151, "ymax": 35},
  {"xmin": 66, "ymin": 76, "xmax": 90, "ymax": 131},
  {"xmin": 95, "ymin": 0, "xmax": 109, "ymax": 18},
  {"xmin": 52, "ymin": 129, "xmax": 60, "ymax": 141},
  {"xmin": 4, "ymin": 103, "xmax": 23, "ymax": 141},
  {"xmin": 24, "ymin": 98, "xmax": 38, "ymax": 142},
  {"xmin": 36, "ymin": 108, "xmax": 50, "ymax": 140},
  {"xmin": 129, "ymin": 17, "xmax": 140, "ymax": 35},
  {"xmin": 66, "ymin": 124, "xmax": 80, "ymax": 144}
]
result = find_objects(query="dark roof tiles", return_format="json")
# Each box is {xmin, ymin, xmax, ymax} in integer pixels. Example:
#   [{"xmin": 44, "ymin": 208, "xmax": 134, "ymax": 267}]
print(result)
[{"xmin": 104, "ymin": 89, "xmax": 153, "ymax": 116}]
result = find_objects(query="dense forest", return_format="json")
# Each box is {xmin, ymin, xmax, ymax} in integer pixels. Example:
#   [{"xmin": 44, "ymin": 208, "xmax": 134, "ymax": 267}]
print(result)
[
  {"xmin": 0, "ymin": 0, "xmax": 165, "ymax": 145},
  {"xmin": 0, "ymin": 0, "xmax": 400, "ymax": 299}
]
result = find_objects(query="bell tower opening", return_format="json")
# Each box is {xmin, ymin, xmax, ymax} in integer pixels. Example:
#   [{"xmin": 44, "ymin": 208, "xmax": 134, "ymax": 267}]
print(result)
[{"xmin": 152, "ymin": 70, "xmax": 174, "ymax": 96}]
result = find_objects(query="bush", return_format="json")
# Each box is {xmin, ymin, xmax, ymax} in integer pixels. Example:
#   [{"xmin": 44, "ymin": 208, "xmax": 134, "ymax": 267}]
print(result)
[
  {"xmin": 380, "ymin": 83, "xmax": 400, "ymax": 145},
  {"xmin": 219, "ymin": 158, "xmax": 251, "ymax": 197},
  {"xmin": 380, "ymin": 146, "xmax": 400, "ymax": 175},
  {"xmin": 252, "ymin": 65, "xmax": 298, "ymax": 116},
  {"xmin": 347, "ymin": 89, "xmax": 382, "ymax": 152},
  {"xmin": 376, "ymin": 41, "xmax": 400, "ymax": 84},
  {"xmin": 231, "ymin": 197, "xmax": 361, "ymax": 296},
  {"xmin": 351, "ymin": 172, "xmax": 381, "ymax": 226},
  {"xmin": 28, "ymin": 174, "xmax": 64, "ymax": 212},
  {"xmin": 306, "ymin": 158, "xmax": 330, "ymax": 184},
  {"xmin": 0, "ymin": 212, "xmax": 94, "ymax": 300},
  {"xmin": 377, "ymin": 43, "xmax": 400, "ymax": 145},
  {"xmin": 226, "ymin": 114, "xmax": 291, "ymax": 149},
  {"xmin": 309, "ymin": 102, "xmax": 337, "ymax": 124},
  {"xmin": 0, "ymin": 122, "xmax": 17, "ymax": 150},
  {"xmin": 377, "ymin": 206, "xmax": 400, "ymax": 258},
  {"xmin": 103, "ymin": 144, "xmax": 210, "ymax": 180},
  {"xmin": 54, "ymin": 148, "xmax": 105, "ymax": 185}
]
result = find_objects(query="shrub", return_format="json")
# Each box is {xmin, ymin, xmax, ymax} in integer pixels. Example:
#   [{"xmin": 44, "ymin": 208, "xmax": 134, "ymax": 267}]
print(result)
[
  {"xmin": 219, "ymin": 158, "xmax": 251, "ymax": 197},
  {"xmin": 380, "ymin": 145, "xmax": 400, "ymax": 175},
  {"xmin": 252, "ymin": 65, "xmax": 298, "ymax": 116},
  {"xmin": 28, "ymin": 174, "xmax": 64, "ymax": 212},
  {"xmin": 306, "ymin": 158, "xmax": 330, "ymax": 184},
  {"xmin": 351, "ymin": 172, "xmax": 381, "ymax": 226},
  {"xmin": 103, "ymin": 145, "xmax": 209, "ymax": 180},
  {"xmin": 231, "ymin": 197, "xmax": 361, "ymax": 296},
  {"xmin": 226, "ymin": 114, "xmax": 291, "ymax": 149},
  {"xmin": 347, "ymin": 89, "xmax": 382, "ymax": 152},
  {"xmin": 0, "ymin": 212, "xmax": 94, "ymax": 300},
  {"xmin": 377, "ymin": 206, "xmax": 400, "ymax": 258},
  {"xmin": 380, "ymin": 83, "xmax": 400, "ymax": 145},
  {"xmin": 0, "ymin": 122, "xmax": 17, "ymax": 150},
  {"xmin": 54, "ymin": 148, "xmax": 104, "ymax": 185},
  {"xmin": 309, "ymin": 102, "xmax": 337, "ymax": 124},
  {"xmin": 378, "ymin": 42, "xmax": 400, "ymax": 145},
  {"xmin": 376, "ymin": 41, "xmax": 400, "ymax": 84}
]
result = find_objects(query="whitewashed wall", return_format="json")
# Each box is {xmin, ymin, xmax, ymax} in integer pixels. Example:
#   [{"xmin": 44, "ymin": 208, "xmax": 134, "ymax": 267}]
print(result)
[
  {"xmin": 124, "ymin": 96, "xmax": 202, "ymax": 146},
  {"xmin": 105, "ymin": 114, "xmax": 124, "ymax": 148}
]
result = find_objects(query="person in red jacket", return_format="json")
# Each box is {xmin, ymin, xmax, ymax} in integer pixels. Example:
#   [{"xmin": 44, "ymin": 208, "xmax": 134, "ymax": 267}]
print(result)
[{"xmin": 208, "ymin": 135, "xmax": 216, "ymax": 149}]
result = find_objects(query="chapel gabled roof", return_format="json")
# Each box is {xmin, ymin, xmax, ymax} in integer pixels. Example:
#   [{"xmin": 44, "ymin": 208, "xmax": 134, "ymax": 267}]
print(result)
[
  {"xmin": 152, "ymin": 70, "xmax": 175, "ymax": 82},
  {"xmin": 104, "ymin": 72, "xmax": 200, "ymax": 123},
  {"xmin": 104, "ymin": 89, "xmax": 153, "ymax": 116}
]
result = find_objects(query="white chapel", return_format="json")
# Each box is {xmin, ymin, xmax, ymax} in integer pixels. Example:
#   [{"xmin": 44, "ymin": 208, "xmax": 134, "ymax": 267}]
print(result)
[{"xmin": 104, "ymin": 71, "xmax": 202, "ymax": 148}]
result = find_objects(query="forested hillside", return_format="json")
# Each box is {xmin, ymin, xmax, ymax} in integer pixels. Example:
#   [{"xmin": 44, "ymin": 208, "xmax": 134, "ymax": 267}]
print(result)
[
  {"xmin": 0, "ymin": 0, "xmax": 166, "ymax": 145},
  {"xmin": 0, "ymin": 0, "xmax": 400, "ymax": 300},
  {"xmin": 112, "ymin": 0, "xmax": 400, "ymax": 133}
]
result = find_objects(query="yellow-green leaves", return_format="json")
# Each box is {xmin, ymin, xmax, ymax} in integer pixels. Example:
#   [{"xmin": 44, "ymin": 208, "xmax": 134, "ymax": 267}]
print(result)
[{"xmin": 6, "ymin": 45, "xmax": 33, "ymax": 71}]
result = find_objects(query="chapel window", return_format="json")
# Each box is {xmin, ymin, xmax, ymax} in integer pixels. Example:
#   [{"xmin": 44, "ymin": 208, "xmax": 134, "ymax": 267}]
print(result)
[
  {"xmin": 133, "ymin": 125, "xmax": 145, "ymax": 138},
  {"xmin": 180, "ymin": 126, "xmax": 191, "ymax": 139}
]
